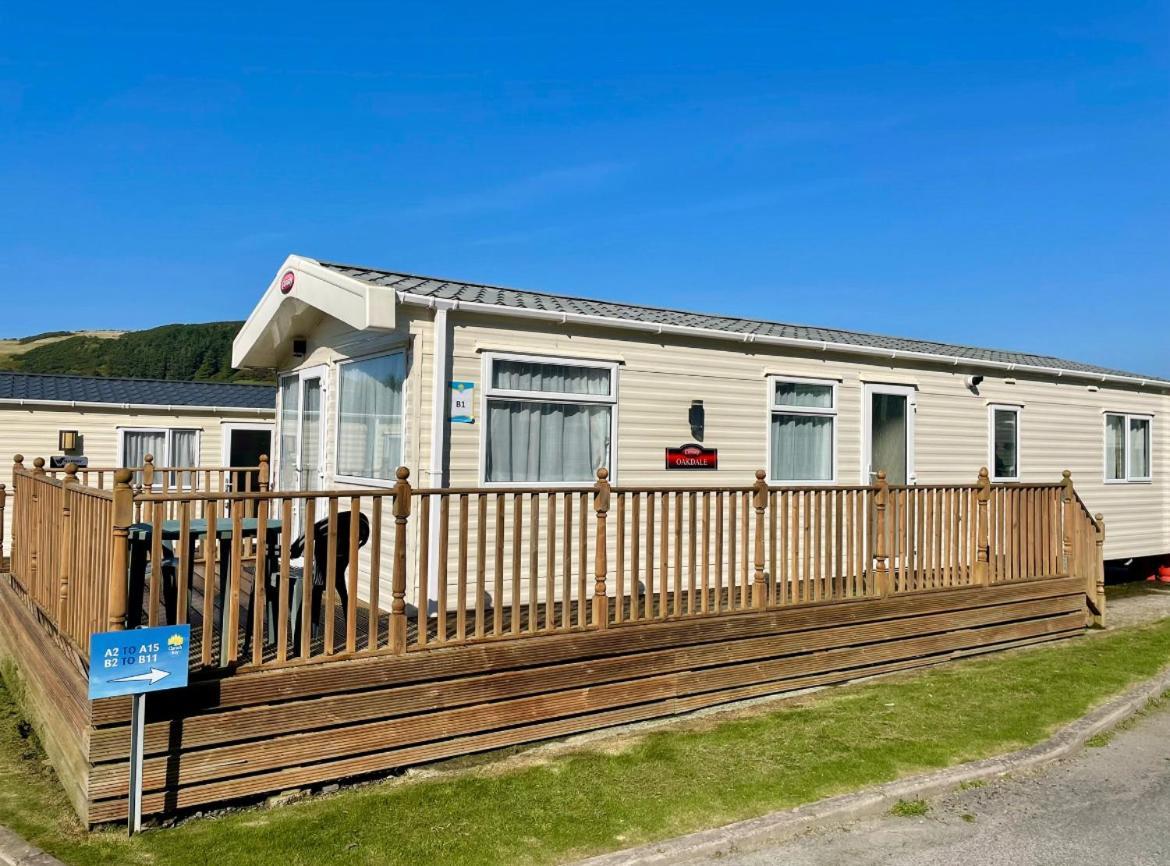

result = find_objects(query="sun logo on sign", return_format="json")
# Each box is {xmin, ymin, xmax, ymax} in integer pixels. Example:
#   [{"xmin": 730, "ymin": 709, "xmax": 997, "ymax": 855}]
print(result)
[{"xmin": 167, "ymin": 633, "xmax": 185, "ymax": 655}]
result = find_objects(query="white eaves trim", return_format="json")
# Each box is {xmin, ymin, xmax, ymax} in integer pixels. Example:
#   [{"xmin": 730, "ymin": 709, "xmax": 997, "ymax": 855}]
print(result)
[{"xmin": 393, "ymin": 291, "xmax": 1167, "ymax": 392}]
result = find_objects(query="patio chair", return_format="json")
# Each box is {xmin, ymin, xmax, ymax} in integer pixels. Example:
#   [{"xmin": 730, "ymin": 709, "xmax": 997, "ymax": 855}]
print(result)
[{"xmin": 285, "ymin": 511, "xmax": 371, "ymax": 652}]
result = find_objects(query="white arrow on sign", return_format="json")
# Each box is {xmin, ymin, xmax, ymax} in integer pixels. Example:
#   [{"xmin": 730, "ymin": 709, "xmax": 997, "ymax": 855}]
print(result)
[{"xmin": 110, "ymin": 668, "xmax": 170, "ymax": 686}]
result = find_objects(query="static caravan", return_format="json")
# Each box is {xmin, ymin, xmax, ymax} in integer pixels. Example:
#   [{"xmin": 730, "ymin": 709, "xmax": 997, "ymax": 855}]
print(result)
[
  {"xmin": 0, "ymin": 372, "xmax": 275, "ymax": 551},
  {"xmin": 234, "ymin": 255, "xmax": 1168, "ymax": 608}
]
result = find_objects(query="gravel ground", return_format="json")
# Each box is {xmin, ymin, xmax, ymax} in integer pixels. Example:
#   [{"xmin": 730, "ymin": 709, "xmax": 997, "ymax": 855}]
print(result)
[{"xmin": 1104, "ymin": 582, "xmax": 1170, "ymax": 630}]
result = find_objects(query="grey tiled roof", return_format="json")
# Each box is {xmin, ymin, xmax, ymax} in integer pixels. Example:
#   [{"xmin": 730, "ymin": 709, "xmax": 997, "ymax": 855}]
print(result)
[
  {"xmin": 318, "ymin": 260, "xmax": 1169, "ymax": 385},
  {"xmin": 0, "ymin": 372, "xmax": 275, "ymax": 409}
]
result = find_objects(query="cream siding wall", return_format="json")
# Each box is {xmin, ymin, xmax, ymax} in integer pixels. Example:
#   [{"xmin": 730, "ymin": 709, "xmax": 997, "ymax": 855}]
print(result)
[
  {"xmin": 262, "ymin": 308, "xmax": 1167, "ymax": 609},
  {"xmin": 1, "ymin": 403, "xmax": 274, "ymax": 551}
]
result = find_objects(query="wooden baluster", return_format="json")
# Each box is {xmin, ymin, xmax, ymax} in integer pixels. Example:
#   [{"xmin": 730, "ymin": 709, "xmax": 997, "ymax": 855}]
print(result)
[
  {"xmin": 659, "ymin": 492, "xmax": 670, "ymax": 617},
  {"xmin": 201, "ymin": 497, "xmax": 218, "ymax": 666},
  {"xmin": 226, "ymin": 498, "xmax": 244, "ymax": 663},
  {"xmin": 700, "ymin": 491, "xmax": 711, "ymax": 613},
  {"xmin": 57, "ymin": 464, "xmax": 78, "ymax": 629},
  {"xmin": 107, "ymin": 469, "xmax": 133, "ymax": 632},
  {"xmin": 1, "ymin": 482, "xmax": 7, "ymax": 566},
  {"xmin": 417, "ymin": 493, "xmax": 430, "ymax": 648},
  {"xmin": 370, "ymin": 496, "xmax": 383, "ymax": 650},
  {"xmin": 578, "ymin": 491, "xmax": 588, "ymax": 627},
  {"xmin": 456, "ymin": 494, "xmax": 468, "ymax": 641},
  {"xmin": 300, "ymin": 498, "xmax": 316, "ymax": 659},
  {"xmin": 1093, "ymin": 514, "xmax": 1106, "ymax": 627},
  {"xmin": 493, "ymin": 494, "xmax": 504, "ymax": 636},
  {"xmin": 437, "ymin": 495, "xmax": 449, "ymax": 643},
  {"xmin": 673, "ymin": 490, "xmax": 683, "ymax": 617},
  {"xmin": 741, "ymin": 490, "xmax": 750, "ymax": 608},
  {"xmin": 477, "ymin": 494, "xmax": 488, "ymax": 638},
  {"xmin": 615, "ymin": 492, "xmax": 625, "ymax": 624},
  {"xmin": 346, "ymin": 496, "xmax": 360, "ymax": 654},
  {"xmin": 252, "ymin": 494, "xmax": 270, "ymax": 665},
  {"xmin": 645, "ymin": 492, "xmax": 656, "ymax": 619},
  {"xmin": 769, "ymin": 490, "xmax": 779, "ymax": 606},
  {"xmin": 545, "ymin": 492, "xmax": 557, "ymax": 631},
  {"xmin": 713, "ymin": 492, "xmax": 722, "ymax": 613},
  {"xmin": 528, "ymin": 492, "xmax": 538, "ymax": 634},
  {"xmin": 752, "ymin": 470, "xmax": 768, "ymax": 609},
  {"xmin": 389, "ymin": 467, "xmax": 411, "ymax": 653},
  {"xmin": 873, "ymin": 471, "xmax": 890, "ymax": 597},
  {"xmin": 511, "ymin": 494, "xmax": 522, "ymax": 635},
  {"xmin": 727, "ymin": 492, "xmax": 737, "ymax": 608},
  {"xmin": 629, "ymin": 492, "xmax": 641, "ymax": 623},
  {"xmin": 688, "ymin": 491, "xmax": 697, "ymax": 614},
  {"xmin": 324, "ymin": 497, "xmax": 339, "ymax": 655},
  {"xmin": 148, "ymin": 486, "xmax": 163, "ymax": 627},
  {"xmin": 276, "ymin": 498, "xmax": 291, "ymax": 661}
]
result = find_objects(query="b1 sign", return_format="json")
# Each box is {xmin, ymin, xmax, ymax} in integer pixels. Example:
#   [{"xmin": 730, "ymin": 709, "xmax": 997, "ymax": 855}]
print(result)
[
  {"xmin": 450, "ymin": 381, "xmax": 474, "ymax": 423},
  {"xmin": 89, "ymin": 625, "xmax": 190, "ymax": 699}
]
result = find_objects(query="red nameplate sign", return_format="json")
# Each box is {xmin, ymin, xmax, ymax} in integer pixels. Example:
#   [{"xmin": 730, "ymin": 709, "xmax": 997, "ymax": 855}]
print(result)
[{"xmin": 665, "ymin": 443, "xmax": 718, "ymax": 470}]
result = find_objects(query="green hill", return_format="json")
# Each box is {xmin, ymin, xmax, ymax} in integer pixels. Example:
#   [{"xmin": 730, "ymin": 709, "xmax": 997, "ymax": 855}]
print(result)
[{"xmin": 0, "ymin": 322, "xmax": 273, "ymax": 383}]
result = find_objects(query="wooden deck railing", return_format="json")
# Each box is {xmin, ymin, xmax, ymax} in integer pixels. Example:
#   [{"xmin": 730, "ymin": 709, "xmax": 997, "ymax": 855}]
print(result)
[{"xmin": 6, "ymin": 454, "xmax": 1107, "ymax": 674}]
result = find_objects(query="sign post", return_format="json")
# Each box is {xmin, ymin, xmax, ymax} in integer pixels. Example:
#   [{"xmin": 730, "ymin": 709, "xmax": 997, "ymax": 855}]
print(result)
[{"xmin": 89, "ymin": 623, "xmax": 190, "ymax": 835}]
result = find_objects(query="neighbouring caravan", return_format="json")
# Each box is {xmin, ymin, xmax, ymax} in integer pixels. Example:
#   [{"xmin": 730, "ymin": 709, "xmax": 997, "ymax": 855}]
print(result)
[
  {"xmin": 0, "ymin": 372, "xmax": 275, "ymax": 551},
  {"xmin": 234, "ymin": 255, "xmax": 1168, "ymax": 592}
]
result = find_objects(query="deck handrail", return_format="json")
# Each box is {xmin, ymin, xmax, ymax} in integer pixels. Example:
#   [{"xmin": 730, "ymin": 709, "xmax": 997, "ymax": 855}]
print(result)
[{"xmin": 6, "ymin": 452, "xmax": 1105, "ymax": 673}]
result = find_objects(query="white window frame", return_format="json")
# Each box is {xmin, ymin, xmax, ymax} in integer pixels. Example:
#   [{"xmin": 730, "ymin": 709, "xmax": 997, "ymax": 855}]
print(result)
[
  {"xmin": 766, "ymin": 375, "xmax": 839, "ymax": 485},
  {"xmin": 333, "ymin": 348, "xmax": 410, "ymax": 489},
  {"xmin": 987, "ymin": 404, "xmax": 1022, "ymax": 483},
  {"xmin": 117, "ymin": 426, "xmax": 202, "ymax": 488},
  {"xmin": 1103, "ymin": 412, "xmax": 1153, "ymax": 484},
  {"xmin": 219, "ymin": 421, "xmax": 275, "ymax": 466},
  {"xmin": 480, "ymin": 351, "xmax": 619, "ymax": 487}
]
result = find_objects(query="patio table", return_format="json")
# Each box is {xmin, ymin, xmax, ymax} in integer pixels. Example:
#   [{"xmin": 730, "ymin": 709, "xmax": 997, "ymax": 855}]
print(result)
[{"xmin": 127, "ymin": 517, "xmax": 283, "ymax": 665}]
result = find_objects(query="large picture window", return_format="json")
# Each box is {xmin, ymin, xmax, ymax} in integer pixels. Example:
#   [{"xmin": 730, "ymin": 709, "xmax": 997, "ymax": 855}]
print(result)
[
  {"xmin": 988, "ymin": 405, "xmax": 1021, "ymax": 482},
  {"xmin": 769, "ymin": 377, "xmax": 837, "ymax": 483},
  {"xmin": 336, "ymin": 351, "xmax": 407, "ymax": 482},
  {"xmin": 1105, "ymin": 413, "xmax": 1152, "ymax": 482},
  {"xmin": 118, "ymin": 427, "xmax": 200, "ymax": 486},
  {"xmin": 484, "ymin": 354, "xmax": 616, "ymax": 484}
]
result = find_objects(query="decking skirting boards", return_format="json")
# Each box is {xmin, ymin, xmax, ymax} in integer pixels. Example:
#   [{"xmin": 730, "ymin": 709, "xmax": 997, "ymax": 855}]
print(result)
[{"xmin": 1, "ymin": 571, "xmax": 1087, "ymax": 826}]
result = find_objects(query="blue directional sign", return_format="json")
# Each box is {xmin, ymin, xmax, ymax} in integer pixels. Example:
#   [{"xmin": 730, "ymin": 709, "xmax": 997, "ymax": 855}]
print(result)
[{"xmin": 88, "ymin": 624, "xmax": 190, "ymax": 700}]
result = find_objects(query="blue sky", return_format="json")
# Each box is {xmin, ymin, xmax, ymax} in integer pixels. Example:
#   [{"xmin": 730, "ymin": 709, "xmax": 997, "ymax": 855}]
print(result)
[{"xmin": 2, "ymin": 2, "xmax": 1167, "ymax": 376}]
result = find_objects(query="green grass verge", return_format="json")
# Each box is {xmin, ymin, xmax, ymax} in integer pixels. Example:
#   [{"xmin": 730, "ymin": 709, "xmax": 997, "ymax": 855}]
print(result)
[{"xmin": 3, "ymin": 619, "xmax": 1170, "ymax": 866}]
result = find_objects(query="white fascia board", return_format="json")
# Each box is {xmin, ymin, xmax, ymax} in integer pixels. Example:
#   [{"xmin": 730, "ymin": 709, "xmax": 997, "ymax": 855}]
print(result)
[
  {"xmin": 394, "ymin": 291, "xmax": 1168, "ymax": 392},
  {"xmin": 233, "ymin": 255, "xmax": 398, "ymax": 368}
]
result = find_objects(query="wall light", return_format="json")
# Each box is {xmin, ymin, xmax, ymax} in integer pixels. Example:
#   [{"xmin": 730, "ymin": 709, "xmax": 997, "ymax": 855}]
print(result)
[{"xmin": 58, "ymin": 430, "xmax": 79, "ymax": 452}]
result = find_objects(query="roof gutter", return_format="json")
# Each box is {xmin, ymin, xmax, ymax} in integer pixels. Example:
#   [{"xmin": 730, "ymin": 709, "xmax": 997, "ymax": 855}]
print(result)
[{"xmin": 394, "ymin": 291, "xmax": 1167, "ymax": 391}]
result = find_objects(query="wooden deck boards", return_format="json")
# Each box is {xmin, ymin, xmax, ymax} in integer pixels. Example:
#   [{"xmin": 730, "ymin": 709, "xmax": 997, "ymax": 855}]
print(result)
[{"xmin": 1, "ymin": 567, "xmax": 1090, "ymax": 827}]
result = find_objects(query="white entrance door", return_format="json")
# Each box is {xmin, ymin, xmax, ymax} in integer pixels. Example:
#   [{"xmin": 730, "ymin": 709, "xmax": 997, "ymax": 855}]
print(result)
[
  {"xmin": 278, "ymin": 366, "xmax": 327, "ymax": 533},
  {"xmin": 862, "ymin": 384, "xmax": 916, "ymax": 486}
]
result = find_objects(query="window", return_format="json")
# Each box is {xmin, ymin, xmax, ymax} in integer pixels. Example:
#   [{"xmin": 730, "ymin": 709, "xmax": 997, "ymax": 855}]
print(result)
[
  {"xmin": 769, "ymin": 377, "xmax": 837, "ymax": 483},
  {"xmin": 1105, "ymin": 413, "xmax": 1152, "ymax": 482},
  {"xmin": 336, "ymin": 351, "xmax": 406, "ymax": 483},
  {"xmin": 484, "ymin": 354, "xmax": 616, "ymax": 484},
  {"xmin": 119, "ymin": 428, "xmax": 200, "ymax": 486},
  {"xmin": 988, "ymin": 405, "xmax": 1021, "ymax": 482}
]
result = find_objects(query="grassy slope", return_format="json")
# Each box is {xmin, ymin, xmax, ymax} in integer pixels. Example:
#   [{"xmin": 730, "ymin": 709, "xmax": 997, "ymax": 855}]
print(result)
[
  {"xmin": 3, "ymin": 619, "xmax": 1170, "ymax": 866},
  {"xmin": 0, "ymin": 331, "xmax": 122, "ymax": 368}
]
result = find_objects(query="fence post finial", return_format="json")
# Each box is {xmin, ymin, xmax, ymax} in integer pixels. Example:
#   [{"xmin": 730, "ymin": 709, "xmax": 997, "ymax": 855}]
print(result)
[
  {"xmin": 0, "ymin": 483, "xmax": 6, "ymax": 564},
  {"xmin": 1060, "ymin": 469, "xmax": 1074, "ymax": 577},
  {"xmin": 107, "ymin": 468, "xmax": 135, "ymax": 632},
  {"xmin": 592, "ymin": 467, "xmax": 611, "ymax": 629},
  {"xmin": 752, "ymin": 469, "xmax": 769, "ymax": 609},
  {"xmin": 873, "ymin": 470, "xmax": 890, "ymax": 597},
  {"xmin": 57, "ymin": 464, "xmax": 79, "ymax": 624},
  {"xmin": 389, "ymin": 466, "xmax": 412, "ymax": 653},
  {"xmin": 258, "ymin": 454, "xmax": 270, "ymax": 493},
  {"xmin": 32, "ymin": 457, "xmax": 45, "ymax": 476}
]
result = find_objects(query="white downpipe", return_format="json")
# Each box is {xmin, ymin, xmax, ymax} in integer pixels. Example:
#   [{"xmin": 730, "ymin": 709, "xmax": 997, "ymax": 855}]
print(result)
[{"xmin": 426, "ymin": 306, "xmax": 451, "ymax": 602}]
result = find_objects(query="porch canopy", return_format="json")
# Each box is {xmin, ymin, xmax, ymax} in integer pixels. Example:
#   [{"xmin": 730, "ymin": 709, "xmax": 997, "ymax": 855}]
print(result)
[{"xmin": 233, "ymin": 255, "xmax": 399, "ymax": 369}]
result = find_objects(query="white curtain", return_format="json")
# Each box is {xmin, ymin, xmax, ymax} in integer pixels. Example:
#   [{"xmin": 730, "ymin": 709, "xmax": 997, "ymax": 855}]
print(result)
[
  {"xmin": 338, "ymin": 354, "xmax": 405, "ymax": 481},
  {"xmin": 770, "ymin": 415, "xmax": 832, "ymax": 481},
  {"xmin": 279, "ymin": 376, "xmax": 299, "ymax": 491},
  {"xmin": 1129, "ymin": 418, "xmax": 1151, "ymax": 478},
  {"xmin": 1106, "ymin": 415, "xmax": 1125, "ymax": 480},
  {"xmin": 493, "ymin": 360, "xmax": 610, "ymax": 396},
  {"xmin": 122, "ymin": 430, "xmax": 165, "ymax": 484},
  {"xmin": 775, "ymin": 381, "xmax": 832, "ymax": 408},
  {"xmin": 487, "ymin": 400, "xmax": 611, "ymax": 482}
]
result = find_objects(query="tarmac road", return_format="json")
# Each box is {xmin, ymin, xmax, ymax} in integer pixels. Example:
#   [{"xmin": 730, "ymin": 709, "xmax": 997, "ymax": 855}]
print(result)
[{"xmin": 720, "ymin": 700, "xmax": 1170, "ymax": 866}]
